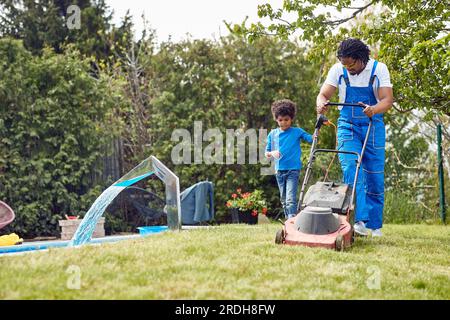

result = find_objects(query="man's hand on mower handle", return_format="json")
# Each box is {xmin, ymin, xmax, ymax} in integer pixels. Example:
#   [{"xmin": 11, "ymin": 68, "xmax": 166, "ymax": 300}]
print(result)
[
  {"xmin": 316, "ymin": 100, "xmax": 329, "ymax": 114},
  {"xmin": 359, "ymin": 102, "xmax": 376, "ymax": 117}
]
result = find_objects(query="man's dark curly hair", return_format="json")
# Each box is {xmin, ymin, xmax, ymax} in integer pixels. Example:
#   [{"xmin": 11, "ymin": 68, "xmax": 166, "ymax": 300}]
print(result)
[
  {"xmin": 271, "ymin": 99, "xmax": 297, "ymax": 120},
  {"xmin": 337, "ymin": 38, "xmax": 370, "ymax": 65}
]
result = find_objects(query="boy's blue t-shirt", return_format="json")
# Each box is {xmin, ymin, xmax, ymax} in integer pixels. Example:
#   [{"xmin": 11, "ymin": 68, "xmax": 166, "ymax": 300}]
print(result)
[{"xmin": 266, "ymin": 127, "xmax": 313, "ymax": 171}]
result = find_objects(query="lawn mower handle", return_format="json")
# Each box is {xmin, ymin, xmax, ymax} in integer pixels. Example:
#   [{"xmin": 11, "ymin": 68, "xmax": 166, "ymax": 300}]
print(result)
[
  {"xmin": 325, "ymin": 102, "xmax": 366, "ymax": 107},
  {"xmin": 297, "ymin": 102, "xmax": 374, "ymax": 213},
  {"xmin": 313, "ymin": 148, "xmax": 361, "ymax": 159}
]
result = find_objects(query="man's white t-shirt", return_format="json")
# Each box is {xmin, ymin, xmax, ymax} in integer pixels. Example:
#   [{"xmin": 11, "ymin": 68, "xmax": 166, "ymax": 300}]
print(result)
[{"xmin": 324, "ymin": 59, "xmax": 393, "ymax": 105}]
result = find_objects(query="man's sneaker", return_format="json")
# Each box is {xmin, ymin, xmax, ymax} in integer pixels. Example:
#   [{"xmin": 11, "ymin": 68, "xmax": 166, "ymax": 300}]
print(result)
[
  {"xmin": 353, "ymin": 221, "xmax": 369, "ymax": 236},
  {"xmin": 371, "ymin": 229, "xmax": 382, "ymax": 237}
]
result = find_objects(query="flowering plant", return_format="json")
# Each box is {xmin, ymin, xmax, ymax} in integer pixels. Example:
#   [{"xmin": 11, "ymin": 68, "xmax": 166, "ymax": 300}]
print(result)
[{"xmin": 226, "ymin": 188, "xmax": 268, "ymax": 217}]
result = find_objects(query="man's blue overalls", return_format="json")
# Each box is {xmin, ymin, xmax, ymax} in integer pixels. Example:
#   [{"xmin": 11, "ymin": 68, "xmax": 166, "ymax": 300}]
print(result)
[{"xmin": 337, "ymin": 61, "xmax": 385, "ymax": 229}]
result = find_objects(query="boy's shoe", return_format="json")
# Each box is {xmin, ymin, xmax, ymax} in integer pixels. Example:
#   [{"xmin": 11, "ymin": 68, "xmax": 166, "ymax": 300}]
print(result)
[
  {"xmin": 371, "ymin": 229, "xmax": 382, "ymax": 237},
  {"xmin": 353, "ymin": 221, "xmax": 369, "ymax": 236}
]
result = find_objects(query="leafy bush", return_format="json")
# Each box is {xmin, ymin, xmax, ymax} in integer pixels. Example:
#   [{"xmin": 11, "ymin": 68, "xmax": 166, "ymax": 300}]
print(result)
[
  {"xmin": 0, "ymin": 39, "xmax": 120, "ymax": 237},
  {"xmin": 144, "ymin": 36, "xmax": 320, "ymax": 222}
]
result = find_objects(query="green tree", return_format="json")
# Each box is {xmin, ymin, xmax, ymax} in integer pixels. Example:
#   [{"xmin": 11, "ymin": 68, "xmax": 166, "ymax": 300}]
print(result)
[
  {"xmin": 0, "ymin": 39, "xmax": 121, "ymax": 237},
  {"xmin": 141, "ymin": 36, "xmax": 319, "ymax": 220},
  {"xmin": 229, "ymin": 0, "xmax": 449, "ymax": 116},
  {"xmin": 0, "ymin": 0, "xmax": 134, "ymax": 64}
]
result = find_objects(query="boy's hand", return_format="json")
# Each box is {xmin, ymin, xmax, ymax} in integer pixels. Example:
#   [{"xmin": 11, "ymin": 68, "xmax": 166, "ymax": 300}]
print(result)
[
  {"xmin": 264, "ymin": 152, "xmax": 272, "ymax": 159},
  {"xmin": 270, "ymin": 151, "xmax": 282, "ymax": 159}
]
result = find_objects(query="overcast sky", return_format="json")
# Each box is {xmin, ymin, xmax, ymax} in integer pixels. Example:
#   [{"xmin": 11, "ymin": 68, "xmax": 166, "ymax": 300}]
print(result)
[{"xmin": 105, "ymin": 0, "xmax": 284, "ymax": 43}]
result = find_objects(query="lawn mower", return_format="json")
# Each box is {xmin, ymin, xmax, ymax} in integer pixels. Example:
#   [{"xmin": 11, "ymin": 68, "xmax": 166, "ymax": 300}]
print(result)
[{"xmin": 275, "ymin": 102, "xmax": 373, "ymax": 251}]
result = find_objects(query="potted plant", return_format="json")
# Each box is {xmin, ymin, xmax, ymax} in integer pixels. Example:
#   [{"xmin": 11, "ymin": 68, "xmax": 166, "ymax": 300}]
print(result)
[{"xmin": 226, "ymin": 188, "xmax": 268, "ymax": 224}]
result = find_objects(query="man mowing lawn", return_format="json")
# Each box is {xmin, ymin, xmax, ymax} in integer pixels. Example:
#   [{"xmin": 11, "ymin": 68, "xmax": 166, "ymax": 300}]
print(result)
[{"xmin": 316, "ymin": 38, "xmax": 394, "ymax": 237}]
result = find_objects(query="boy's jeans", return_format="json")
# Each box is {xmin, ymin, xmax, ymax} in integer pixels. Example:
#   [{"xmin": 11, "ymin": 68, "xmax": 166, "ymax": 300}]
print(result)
[{"xmin": 275, "ymin": 169, "xmax": 300, "ymax": 219}]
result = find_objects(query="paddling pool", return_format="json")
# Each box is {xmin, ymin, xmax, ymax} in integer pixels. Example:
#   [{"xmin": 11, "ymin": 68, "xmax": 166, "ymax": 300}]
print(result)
[{"xmin": 0, "ymin": 226, "xmax": 169, "ymax": 256}]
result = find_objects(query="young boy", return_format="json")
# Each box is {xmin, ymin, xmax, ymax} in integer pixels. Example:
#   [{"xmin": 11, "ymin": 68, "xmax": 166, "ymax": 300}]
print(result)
[{"xmin": 265, "ymin": 99, "xmax": 313, "ymax": 219}]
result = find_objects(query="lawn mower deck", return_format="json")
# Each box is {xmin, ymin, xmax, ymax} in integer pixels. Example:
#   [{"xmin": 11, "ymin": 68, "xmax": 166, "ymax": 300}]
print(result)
[{"xmin": 277, "ymin": 208, "xmax": 353, "ymax": 251}]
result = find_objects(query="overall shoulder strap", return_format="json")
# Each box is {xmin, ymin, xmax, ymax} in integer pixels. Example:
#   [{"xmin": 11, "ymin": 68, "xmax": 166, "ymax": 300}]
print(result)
[
  {"xmin": 338, "ymin": 66, "xmax": 350, "ymax": 86},
  {"xmin": 369, "ymin": 60, "xmax": 378, "ymax": 86}
]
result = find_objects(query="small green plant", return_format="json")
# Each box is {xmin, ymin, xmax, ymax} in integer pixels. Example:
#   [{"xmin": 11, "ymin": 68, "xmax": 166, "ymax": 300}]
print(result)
[{"xmin": 226, "ymin": 188, "xmax": 268, "ymax": 217}]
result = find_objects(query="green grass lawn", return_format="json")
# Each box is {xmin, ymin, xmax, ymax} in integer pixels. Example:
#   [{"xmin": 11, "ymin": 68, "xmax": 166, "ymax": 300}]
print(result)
[{"xmin": 0, "ymin": 223, "xmax": 449, "ymax": 299}]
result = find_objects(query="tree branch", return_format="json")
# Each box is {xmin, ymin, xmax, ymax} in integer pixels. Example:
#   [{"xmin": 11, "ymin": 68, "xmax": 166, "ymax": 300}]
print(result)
[
  {"xmin": 392, "ymin": 104, "xmax": 416, "ymax": 113},
  {"xmin": 392, "ymin": 149, "xmax": 429, "ymax": 171},
  {"xmin": 325, "ymin": 1, "xmax": 375, "ymax": 27}
]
